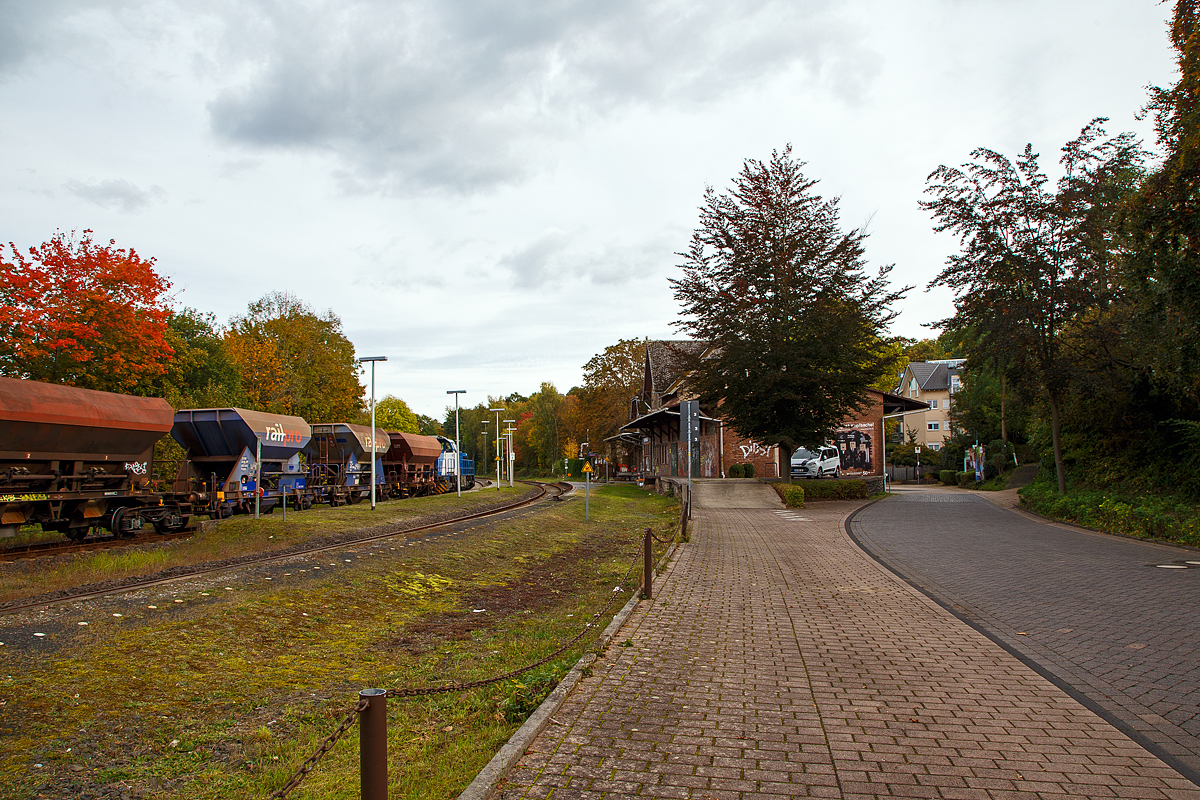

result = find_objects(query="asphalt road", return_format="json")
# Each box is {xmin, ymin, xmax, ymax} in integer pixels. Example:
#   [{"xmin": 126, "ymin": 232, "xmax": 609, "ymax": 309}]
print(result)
[{"xmin": 850, "ymin": 491, "xmax": 1200, "ymax": 782}]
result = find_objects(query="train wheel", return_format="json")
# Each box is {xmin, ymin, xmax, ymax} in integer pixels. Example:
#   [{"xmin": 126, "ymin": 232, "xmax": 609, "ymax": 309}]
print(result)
[{"xmin": 347, "ymin": 490, "xmax": 362, "ymax": 505}]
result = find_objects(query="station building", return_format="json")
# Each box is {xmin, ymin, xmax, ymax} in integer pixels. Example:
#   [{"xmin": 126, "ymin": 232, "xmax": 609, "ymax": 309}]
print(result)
[{"xmin": 620, "ymin": 340, "xmax": 925, "ymax": 482}]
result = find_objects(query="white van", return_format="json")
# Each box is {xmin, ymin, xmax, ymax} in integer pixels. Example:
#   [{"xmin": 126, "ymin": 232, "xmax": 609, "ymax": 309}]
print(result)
[{"xmin": 791, "ymin": 445, "xmax": 840, "ymax": 479}]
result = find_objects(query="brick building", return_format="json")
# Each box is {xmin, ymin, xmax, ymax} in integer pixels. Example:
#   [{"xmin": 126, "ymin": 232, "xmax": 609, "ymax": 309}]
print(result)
[{"xmin": 622, "ymin": 340, "xmax": 924, "ymax": 480}]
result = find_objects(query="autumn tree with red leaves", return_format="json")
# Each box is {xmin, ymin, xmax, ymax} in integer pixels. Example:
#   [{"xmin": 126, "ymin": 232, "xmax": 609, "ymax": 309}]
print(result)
[{"xmin": 0, "ymin": 230, "xmax": 174, "ymax": 392}]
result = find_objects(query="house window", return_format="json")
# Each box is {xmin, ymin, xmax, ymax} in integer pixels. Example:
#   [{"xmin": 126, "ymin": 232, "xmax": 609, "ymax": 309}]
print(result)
[
  {"xmin": 929, "ymin": 399, "xmax": 939, "ymax": 409},
  {"xmin": 945, "ymin": 397, "xmax": 951, "ymax": 409},
  {"xmin": 927, "ymin": 421, "xmax": 940, "ymax": 431},
  {"xmin": 929, "ymin": 443, "xmax": 941, "ymax": 451},
  {"xmin": 909, "ymin": 378, "xmax": 918, "ymax": 399}
]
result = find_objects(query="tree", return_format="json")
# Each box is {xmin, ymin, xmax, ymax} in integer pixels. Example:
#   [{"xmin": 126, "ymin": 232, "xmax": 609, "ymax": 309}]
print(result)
[
  {"xmin": 576, "ymin": 338, "xmax": 648, "ymax": 465},
  {"xmin": 922, "ymin": 120, "xmax": 1144, "ymax": 493},
  {"xmin": 1127, "ymin": 0, "xmax": 1200, "ymax": 408},
  {"xmin": 671, "ymin": 146, "xmax": 908, "ymax": 481},
  {"xmin": 375, "ymin": 395, "xmax": 421, "ymax": 433},
  {"xmin": 149, "ymin": 308, "xmax": 243, "ymax": 408},
  {"xmin": 0, "ymin": 230, "xmax": 174, "ymax": 392},
  {"xmin": 224, "ymin": 292, "xmax": 363, "ymax": 421}
]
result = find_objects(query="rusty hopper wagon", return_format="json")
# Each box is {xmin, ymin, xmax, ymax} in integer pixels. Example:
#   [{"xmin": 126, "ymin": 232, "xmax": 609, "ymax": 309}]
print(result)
[
  {"xmin": 171, "ymin": 408, "xmax": 311, "ymax": 517},
  {"xmin": 382, "ymin": 431, "xmax": 443, "ymax": 498},
  {"xmin": 0, "ymin": 377, "xmax": 191, "ymax": 539},
  {"xmin": 306, "ymin": 423, "xmax": 390, "ymax": 505}
]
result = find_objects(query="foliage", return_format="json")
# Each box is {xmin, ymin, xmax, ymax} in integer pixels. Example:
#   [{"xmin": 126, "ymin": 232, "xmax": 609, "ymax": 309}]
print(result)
[
  {"xmin": 496, "ymin": 668, "xmax": 560, "ymax": 723},
  {"xmin": 224, "ymin": 292, "xmax": 363, "ymax": 421},
  {"xmin": 741, "ymin": 462, "xmax": 755, "ymax": 478},
  {"xmin": 728, "ymin": 464, "xmax": 745, "ymax": 478},
  {"xmin": 0, "ymin": 230, "xmax": 174, "ymax": 392},
  {"xmin": 939, "ymin": 469, "xmax": 958, "ymax": 485},
  {"xmin": 671, "ymin": 145, "xmax": 907, "ymax": 481},
  {"xmin": 576, "ymin": 338, "xmax": 647, "ymax": 467},
  {"xmin": 417, "ymin": 414, "xmax": 442, "ymax": 436},
  {"xmin": 923, "ymin": 120, "xmax": 1145, "ymax": 493},
  {"xmin": 1126, "ymin": 0, "xmax": 1200, "ymax": 408},
  {"xmin": 773, "ymin": 483, "xmax": 805, "ymax": 507},
  {"xmin": 799, "ymin": 479, "xmax": 868, "ymax": 500},
  {"xmin": 1020, "ymin": 475, "xmax": 1200, "ymax": 547},
  {"xmin": 375, "ymin": 395, "xmax": 421, "ymax": 433},
  {"xmin": 150, "ymin": 308, "xmax": 243, "ymax": 408},
  {"xmin": 887, "ymin": 443, "xmax": 918, "ymax": 467}
]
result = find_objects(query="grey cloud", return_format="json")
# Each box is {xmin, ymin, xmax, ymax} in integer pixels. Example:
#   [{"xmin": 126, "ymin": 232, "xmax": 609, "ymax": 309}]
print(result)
[
  {"xmin": 65, "ymin": 178, "xmax": 166, "ymax": 212},
  {"xmin": 498, "ymin": 229, "xmax": 669, "ymax": 288},
  {"xmin": 205, "ymin": 0, "xmax": 868, "ymax": 192},
  {"xmin": 0, "ymin": 0, "xmax": 142, "ymax": 76}
]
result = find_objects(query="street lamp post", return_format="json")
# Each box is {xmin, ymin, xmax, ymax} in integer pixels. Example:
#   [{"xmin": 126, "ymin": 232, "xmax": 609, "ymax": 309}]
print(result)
[
  {"xmin": 446, "ymin": 390, "xmax": 466, "ymax": 497},
  {"xmin": 503, "ymin": 421, "xmax": 515, "ymax": 486},
  {"xmin": 489, "ymin": 407, "xmax": 503, "ymax": 490},
  {"xmin": 358, "ymin": 356, "xmax": 388, "ymax": 510}
]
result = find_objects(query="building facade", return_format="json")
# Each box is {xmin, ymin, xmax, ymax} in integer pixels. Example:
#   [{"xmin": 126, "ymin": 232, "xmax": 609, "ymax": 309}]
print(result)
[
  {"xmin": 893, "ymin": 360, "xmax": 964, "ymax": 450},
  {"xmin": 623, "ymin": 340, "xmax": 924, "ymax": 479}
]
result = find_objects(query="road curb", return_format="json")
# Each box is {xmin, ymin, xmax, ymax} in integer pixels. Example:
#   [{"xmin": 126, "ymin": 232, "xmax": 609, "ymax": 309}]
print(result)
[{"xmin": 456, "ymin": 539, "xmax": 679, "ymax": 800}]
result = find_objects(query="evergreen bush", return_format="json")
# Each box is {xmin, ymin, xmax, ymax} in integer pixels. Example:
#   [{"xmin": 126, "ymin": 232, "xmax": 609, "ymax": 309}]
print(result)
[
  {"xmin": 743, "ymin": 463, "xmax": 756, "ymax": 478},
  {"xmin": 939, "ymin": 469, "xmax": 958, "ymax": 485},
  {"xmin": 729, "ymin": 464, "xmax": 745, "ymax": 478}
]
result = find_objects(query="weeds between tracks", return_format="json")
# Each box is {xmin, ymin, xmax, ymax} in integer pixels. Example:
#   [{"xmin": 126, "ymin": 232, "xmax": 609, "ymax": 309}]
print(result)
[{"xmin": 0, "ymin": 484, "xmax": 679, "ymax": 800}]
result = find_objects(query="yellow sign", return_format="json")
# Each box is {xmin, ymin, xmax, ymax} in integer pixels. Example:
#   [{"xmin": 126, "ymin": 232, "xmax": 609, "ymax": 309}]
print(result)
[{"xmin": 581, "ymin": 463, "xmax": 593, "ymax": 473}]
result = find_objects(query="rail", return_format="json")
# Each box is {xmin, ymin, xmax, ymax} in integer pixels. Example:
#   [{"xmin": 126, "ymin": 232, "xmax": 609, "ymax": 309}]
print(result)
[{"xmin": 269, "ymin": 504, "xmax": 685, "ymax": 799}]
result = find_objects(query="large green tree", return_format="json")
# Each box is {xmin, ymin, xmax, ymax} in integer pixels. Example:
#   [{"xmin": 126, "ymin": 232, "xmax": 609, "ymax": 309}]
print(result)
[
  {"xmin": 1127, "ymin": 0, "xmax": 1200, "ymax": 409},
  {"xmin": 224, "ymin": 291, "xmax": 363, "ymax": 421},
  {"xmin": 671, "ymin": 146, "xmax": 907, "ymax": 481},
  {"xmin": 922, "ymin": 121, "xmax": 1144, "ymax": 493}
]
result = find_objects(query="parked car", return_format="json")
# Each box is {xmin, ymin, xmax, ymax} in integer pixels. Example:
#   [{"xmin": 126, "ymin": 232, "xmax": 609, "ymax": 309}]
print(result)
[{"xmin": 791, "ymin": 445, "xmax": 840, "ymax": 478}]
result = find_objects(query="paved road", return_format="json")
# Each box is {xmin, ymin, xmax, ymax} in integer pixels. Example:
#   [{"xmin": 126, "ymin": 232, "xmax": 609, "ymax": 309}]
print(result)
[
  {"xmin": 498, "ymin": 503, "xmax": 1198, "ymax": 799},
  {"xmin": 850, "ymin": 491, "xmax": 1200, "ymax": 782}
]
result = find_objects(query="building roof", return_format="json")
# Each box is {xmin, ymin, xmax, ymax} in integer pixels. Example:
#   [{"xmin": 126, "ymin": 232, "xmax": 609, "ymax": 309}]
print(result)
[
  {"xmin": 643, "ymin": 340, "xmax": 710, "ymax": 405},
  {"xmin": 896, "ymin": 360, "xmax": 964, "ymax": 393}
]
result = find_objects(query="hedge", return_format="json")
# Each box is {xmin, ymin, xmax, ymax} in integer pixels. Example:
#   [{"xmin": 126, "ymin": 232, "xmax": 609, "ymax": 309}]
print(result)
[
  {"xmin": 939, "ymin": 469, "xmax": 957, "ymax": 486},
  {"xmin": 794, "ymin": 479, "xmax": 868, "ymax": 500},
  {"xmin": 729, "ymin": 464, "xmax": 745, "ymax": 478},
  {"xmin": 773, "ymin": 484, "xmax": 805, "ymax": 507}
]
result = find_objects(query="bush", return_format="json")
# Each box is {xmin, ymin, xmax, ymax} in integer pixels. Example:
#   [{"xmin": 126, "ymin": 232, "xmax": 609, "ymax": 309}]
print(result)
[
  {"xmin": 956, "ymin": 471, "xmax": 974, "ymax": 488},
  {"xmin": 801, "ymin": 479, "xmax": 868, "ymax": 501},
  {"xmin": 1019, "ymin": 476, "xmax": 1200, "ymax": 546},
  {"xmin": 728, "ymin": 463, "xmax": 745, "ymax": 478},
  {"xmin": 743, "ymin": 462, "xmax": 756, "ymax": 478},
  {"xmin": 774, "ymin": 484, "xmax": 805, "ymax": 507},
  {"xmin": 939, "ymin": 470, "xmax": 958, "ymax": 486}
]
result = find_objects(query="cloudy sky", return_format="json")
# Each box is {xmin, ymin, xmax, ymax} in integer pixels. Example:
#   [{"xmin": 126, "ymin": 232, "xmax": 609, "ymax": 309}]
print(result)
[{"xmin": 0, "ymin": 0, "xmax": 1178, "ymax": 417}]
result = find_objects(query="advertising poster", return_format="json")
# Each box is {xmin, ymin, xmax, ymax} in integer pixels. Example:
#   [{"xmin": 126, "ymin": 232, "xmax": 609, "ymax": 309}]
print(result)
[{"xmin": 834, "ymin": 423, "xmax": 874, "ymax": 475}]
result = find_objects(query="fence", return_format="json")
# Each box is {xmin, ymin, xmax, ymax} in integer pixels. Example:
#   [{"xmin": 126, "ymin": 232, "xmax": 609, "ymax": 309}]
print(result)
[{"xmin": 270, "ymin": 502, "xmax": 688, "ymax": 799}]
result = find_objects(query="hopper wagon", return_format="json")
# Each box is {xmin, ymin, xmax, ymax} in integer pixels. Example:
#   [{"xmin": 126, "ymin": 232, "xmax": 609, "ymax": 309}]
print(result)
[
  {"xmin": 171, "ymin": 408, "xmax": 311, "ymax": 517},
  {"xmin": 0, "ymin": 377, "xmax": 192, "ymax": 539},
  {"xmin": 382, "ymin": 431, "xmax": 443, "ymax": 497},
  {"xmin": 306, "ymin": 423, "xmax": 390, "ymax": 505}
]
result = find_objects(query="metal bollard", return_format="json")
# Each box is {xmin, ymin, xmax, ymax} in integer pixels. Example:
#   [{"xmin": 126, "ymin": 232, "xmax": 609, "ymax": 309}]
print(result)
[
  {"xmin": 360, "ymin": 688, "xmax": 387, "ymax": 800},
  {"xmin": 643, "ymin": 527, "xmax": 652, "ymax": 600}
]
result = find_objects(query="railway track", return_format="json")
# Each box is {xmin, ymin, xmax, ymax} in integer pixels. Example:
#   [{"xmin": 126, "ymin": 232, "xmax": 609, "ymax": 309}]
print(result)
[{"xmin": 0, "ymin": 481, "xmax": 571, "ymax": 617}]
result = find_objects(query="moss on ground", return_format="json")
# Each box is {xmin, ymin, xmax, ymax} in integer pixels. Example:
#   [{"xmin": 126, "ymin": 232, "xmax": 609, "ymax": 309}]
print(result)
[{"xmin": 0, "ymin": 483, "xmax": 678, "ymax": 799}]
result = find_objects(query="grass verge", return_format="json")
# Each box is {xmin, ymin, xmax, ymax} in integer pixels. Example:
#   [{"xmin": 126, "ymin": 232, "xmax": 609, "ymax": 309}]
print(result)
[
  {"xmin": 0, "ymin": 486, "xmax": 532, "ymax": 604},
  {"xmin": 0, "ymin": 484, "xmax": 679, "ymax": 800},
  {"xmin": 1020, "ymin": 475, "xmax": 1200, "ymax": 547}
]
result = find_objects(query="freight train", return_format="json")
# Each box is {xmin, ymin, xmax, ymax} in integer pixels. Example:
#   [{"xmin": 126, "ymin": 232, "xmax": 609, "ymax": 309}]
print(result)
[{"xmin": 0, "ymin": 377, "xmax": 474, "ymax": 540}]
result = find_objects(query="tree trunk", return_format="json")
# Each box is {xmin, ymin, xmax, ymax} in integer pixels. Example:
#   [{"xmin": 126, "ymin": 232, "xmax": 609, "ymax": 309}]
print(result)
[
  {"xmin": 1049, "ymin": 391, "xmax": 1067, "ymax": 494},
  {"xmin": 779, "ymin": 443, "xmax": 793, "ymax": 483},
  {"xmin": 1000, "ymin": 374, "xmax": 1007, "ymax": 443}
]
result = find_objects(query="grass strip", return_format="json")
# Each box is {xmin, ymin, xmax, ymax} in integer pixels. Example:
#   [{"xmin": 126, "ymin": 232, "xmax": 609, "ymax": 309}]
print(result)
[
  {"xmin": 0, "ymin": 486, "xmax": 532, "ymax": 604},
  {"xmin": 0, "ymin": 484, "xmax": 679, "ymax": 799}
]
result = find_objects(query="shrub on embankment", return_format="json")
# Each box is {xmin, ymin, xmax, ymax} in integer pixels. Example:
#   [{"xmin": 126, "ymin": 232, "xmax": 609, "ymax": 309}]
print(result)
[
  {"xmin": 773, "ymin": 484, "xmax": 805, "ymax": 507},
  {"xmin": 776, "ymin": 479, "xmax": 868, "ymax": 502},
  {"xmin": 1020, "ymin": 476, "xmax": 1200, "ymax": 547}
]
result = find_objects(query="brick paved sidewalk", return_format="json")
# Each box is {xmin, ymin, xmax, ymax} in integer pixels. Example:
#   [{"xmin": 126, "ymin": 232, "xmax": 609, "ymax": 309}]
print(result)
[{"xmin": 497, "ymin": 504, "xmax": 1200, "ymax": 799}]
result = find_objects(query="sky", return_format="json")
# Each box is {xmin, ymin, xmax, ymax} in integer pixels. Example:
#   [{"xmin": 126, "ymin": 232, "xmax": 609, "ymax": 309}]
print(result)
[{"xmin": 0, "ymin": 0, "xmax": 1180, "ymax": 418}]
